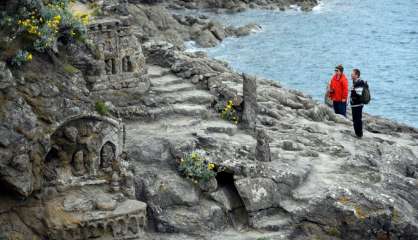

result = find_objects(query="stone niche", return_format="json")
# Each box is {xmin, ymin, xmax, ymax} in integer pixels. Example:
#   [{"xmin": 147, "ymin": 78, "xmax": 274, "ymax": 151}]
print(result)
[
  {"xmin": 44, "ymin": 114, "xmax": 124, "ymax": 185},
  {"xmin": 85, "ymin": 17, "xmax": 150, "ymax": 93},
  {"xmin": 43, "ymin": 114, "xmax": 146, "ymax": 240}
]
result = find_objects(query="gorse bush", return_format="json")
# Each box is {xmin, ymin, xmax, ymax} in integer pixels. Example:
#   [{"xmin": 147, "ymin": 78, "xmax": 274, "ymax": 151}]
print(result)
[
  {"xmin": 178, "ymin": 150, "xmax": 217, "ymax": 183},
  {"xmin": 0, "ymin": 0, "xmax": 89, "ymax": 65},
  {"xmin": 220, "ymin": 100, "xmax": 239, "ymax": 124}
]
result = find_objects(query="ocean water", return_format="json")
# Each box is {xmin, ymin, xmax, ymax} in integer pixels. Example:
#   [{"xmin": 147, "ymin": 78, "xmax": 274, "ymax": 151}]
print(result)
[{"xmin": 193, "ymin": 0, "xmax": 418, "ymax": 127}]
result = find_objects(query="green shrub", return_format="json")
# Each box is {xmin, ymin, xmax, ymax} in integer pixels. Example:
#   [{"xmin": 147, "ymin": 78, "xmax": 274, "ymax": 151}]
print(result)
[
  {"xmin": 11, "ymin": 50, "xmax": 33, "ymax": 66},
  {"xmin": 95, "ymin": 101, "xmax": 108, "ymax": 116},
  {"xmin": 178, "ymin": 150, "xmax": 216, "ymax": 183},
  {"xmin": 220, "ymin": 100, "xmax": 239, "ymax": 124}
]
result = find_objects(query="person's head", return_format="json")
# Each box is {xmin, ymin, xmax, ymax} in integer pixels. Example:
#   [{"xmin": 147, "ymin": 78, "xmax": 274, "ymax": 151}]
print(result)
[
  {"xmin": 351, "ymin": 68, "xmax": 361, "ymax": 80},
  {"xmin": 335, "ymin": 64, "xmax": 344, "ymax": 76}
]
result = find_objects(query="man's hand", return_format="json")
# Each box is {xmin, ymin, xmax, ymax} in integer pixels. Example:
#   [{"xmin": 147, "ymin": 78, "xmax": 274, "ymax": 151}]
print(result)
[{"xmin": 342, "ymin": 99, "xmax": 346, "ymax": 103}]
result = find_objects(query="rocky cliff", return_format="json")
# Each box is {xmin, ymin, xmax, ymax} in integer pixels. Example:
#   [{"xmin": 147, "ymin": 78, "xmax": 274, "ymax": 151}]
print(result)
[{"xmin": 0, "ymin": 1, "xmax": 417, "ymax": 240}]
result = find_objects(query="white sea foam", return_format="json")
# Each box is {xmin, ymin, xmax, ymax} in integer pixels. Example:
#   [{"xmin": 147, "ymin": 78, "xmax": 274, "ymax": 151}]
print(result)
[
  {"xmin": 312, "ymin": 0, "xmax": 325, "ymax": 13},
  {"xmin": 184, "ymin": 41, "xmax": 204, "ymax": 53},
  {"xmin": 288, "ymin": 4, "xmax": 302, "ymax": 12}
]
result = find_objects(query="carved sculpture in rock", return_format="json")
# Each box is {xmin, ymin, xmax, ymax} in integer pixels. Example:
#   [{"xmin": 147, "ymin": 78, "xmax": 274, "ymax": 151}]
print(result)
[
  {"xmin": 72, "ymin": 150, "xmax": 86, "ymax": 176},
  {"xmin": 101, "ymin": 142, "xmax": 115, "ymax": 170},
  {"xmin": 111, "ymin": 171, "xmax": 121, "ymax": 192},
  {"xmin": 122, "ymin": 171, "xmax": 135, "ymax": 198},
  {"xmin": 85, "ymin": 16, "xmax": 150, "ymax": 93},
  {"xmin": 42, "ymin": 114, "xmax": 147, "ymax": 239}
]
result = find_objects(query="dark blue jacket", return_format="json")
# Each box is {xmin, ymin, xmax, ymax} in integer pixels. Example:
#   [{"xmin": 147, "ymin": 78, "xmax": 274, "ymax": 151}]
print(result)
[{"xmin": 350, "ymin": 79, "xmax": 366, "ymax": 106}]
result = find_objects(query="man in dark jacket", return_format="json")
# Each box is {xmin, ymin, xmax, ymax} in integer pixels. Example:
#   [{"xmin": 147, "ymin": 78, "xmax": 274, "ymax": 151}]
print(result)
[{"xmin": 350, "ymin": 69, "xmax": 365, "ymax": 138}]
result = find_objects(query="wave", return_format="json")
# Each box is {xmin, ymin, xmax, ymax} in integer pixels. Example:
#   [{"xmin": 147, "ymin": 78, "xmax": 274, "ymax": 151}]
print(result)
[{"xmin": 184, "ymin": 41, "xmax": 203, "ymax": 53}]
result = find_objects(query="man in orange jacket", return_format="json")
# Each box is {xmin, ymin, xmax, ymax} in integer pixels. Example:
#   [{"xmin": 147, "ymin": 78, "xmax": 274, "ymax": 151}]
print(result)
[{"xmin": 328, "ymin": 64, "xmax": 349, "ymax": 117}]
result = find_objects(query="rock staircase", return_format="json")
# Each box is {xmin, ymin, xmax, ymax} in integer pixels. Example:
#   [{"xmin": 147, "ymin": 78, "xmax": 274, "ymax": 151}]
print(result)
[{"xmin": 113, "ymin": 65, "xmax": 215, "ymax": 120}]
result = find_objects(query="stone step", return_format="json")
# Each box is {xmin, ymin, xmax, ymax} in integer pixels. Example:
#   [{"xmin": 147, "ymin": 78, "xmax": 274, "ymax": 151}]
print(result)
[
  {"xmin": 252, "ymin": 214, "xmax": 293, "ymax": 232},
  {"xmin": 150, "ymin": 74, "xmax": 185, "ymax": 87},
  {"xmin": 148, "ymin": 104, "xmax": 210, "ymax": 119},
  {"xmin": 147, "ymin": 65, "xmax": 168, "ymax": 78},
  {"xmin": 202, "ymin": 120, "xmax": 238, "ymax": 136},
  {"xmin": 114, "ymin": 103, "xmax": 210, "ymax": 120},
  {"xmin": 172, "ymin": 103, "xmax": 210, "ymax": 117},
  {"xmin": 151, "ymin": 82, "xmax": 195, "ymax": 93},
  {"xmin": 154, "ymin": 90, "xmax": 215, "ymax": 105}
]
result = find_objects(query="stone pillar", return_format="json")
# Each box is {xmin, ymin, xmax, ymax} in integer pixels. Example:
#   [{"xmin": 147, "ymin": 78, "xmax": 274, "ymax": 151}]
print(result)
[
  {"xmin": 255, "ymin": 129, "xmax": 271, "ymax": 162},
  {"xmin": 241, "ymin": 73, "xmax": 257, "ymax": 131}
]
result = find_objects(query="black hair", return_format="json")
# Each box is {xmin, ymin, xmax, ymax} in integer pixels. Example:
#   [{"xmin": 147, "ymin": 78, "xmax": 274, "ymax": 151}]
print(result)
[
  {"xmin": 353, "ymin": 68, "xmax": 361, "ymax": 77},
  {"xmin": 335, "ymin": 64, "xmax": 344, "ymax": 72}
]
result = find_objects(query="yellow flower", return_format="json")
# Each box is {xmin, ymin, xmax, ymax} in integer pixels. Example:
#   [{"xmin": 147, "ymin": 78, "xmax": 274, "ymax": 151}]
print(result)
[
  {"xmin": 207, "ymin": 163, "xmax": 215, "ymax": 170},
  {"xmin": 26, "ymin": 53, "xmax": 33, "ymax": 61}
]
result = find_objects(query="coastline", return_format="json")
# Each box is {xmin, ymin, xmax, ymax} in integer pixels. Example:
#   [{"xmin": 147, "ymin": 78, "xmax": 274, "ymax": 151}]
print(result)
[{"xmin": 0, "ymin": 1, "xmax": 417, "ymax": 239}]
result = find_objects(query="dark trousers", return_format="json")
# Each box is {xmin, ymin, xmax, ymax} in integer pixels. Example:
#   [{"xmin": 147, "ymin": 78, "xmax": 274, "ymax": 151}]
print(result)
[
  {"xmin": 333, "ymin": 101, "xmax": 347, "ymax": 117},
  {"xmin": 351, "ymin": 106, "xmax": 363, "ymax": 137}
]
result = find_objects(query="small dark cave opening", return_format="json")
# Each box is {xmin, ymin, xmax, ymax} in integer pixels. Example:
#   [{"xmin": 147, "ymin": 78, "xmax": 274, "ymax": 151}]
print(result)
[{"xmin": 215, "ymin": 171, "xmax": 249, "ymax": 229}]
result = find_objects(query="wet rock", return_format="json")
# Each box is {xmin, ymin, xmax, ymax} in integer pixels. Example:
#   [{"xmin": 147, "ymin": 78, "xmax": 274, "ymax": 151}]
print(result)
[{"xmin": 194, "ymin": 29, "xmax": 220, "ymax": 47}]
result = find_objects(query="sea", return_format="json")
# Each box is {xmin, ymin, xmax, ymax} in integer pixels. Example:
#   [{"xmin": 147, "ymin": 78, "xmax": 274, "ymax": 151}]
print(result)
[{"xmin": 187, "ymin": 0, "xmax": 418, "ymax": 127}]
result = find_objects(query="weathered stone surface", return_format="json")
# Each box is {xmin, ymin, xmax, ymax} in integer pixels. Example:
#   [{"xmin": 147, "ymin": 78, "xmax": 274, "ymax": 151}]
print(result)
[
  {"xmin": 63, "ymin": 195, "xmax": 95, "ymax": 212},
  {"xmin": 255, "ymin": 129, "xmax": 271, "ymax": 162},
  {"xmin": 235, "ymin": 177, "xmax": 281, "ymax": 212},
  {"xmin": 0, "ymin": 62, "xmax": 15, "ymax": 90},
  {"xmin": 135, "ymin": 169, "xmax": 200, "ymax": 208},
  {"xmin": 241, "ymin": 73, "xmax": 258, "ymax": 131},
  {"xmin": 154, "ymin": 200, "xmax": 228, "ymax": 234}
]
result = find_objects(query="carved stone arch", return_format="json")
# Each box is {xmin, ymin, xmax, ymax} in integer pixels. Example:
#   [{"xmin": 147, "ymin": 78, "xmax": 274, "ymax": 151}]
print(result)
[
  {"xmin": 139, "ymin": 215, "xmax": 145, "ymax": 227},
  {"xmin": 54, "ymin": 114, "xmax": 121, "ymax": 132},
  {"xmin": 106, "ymin": 220, "xmax": 116, "ymax": 237},
  {"xmin": 127, "ymin": 56, "xmax": 133, "ymax": 72},
  {"xmin": 44, "ymin": 114, "xmax": 123, "ymax": 185},
  {"xmin": 87, "ymin": 223, "xmax": 100, "ymax": 238},
  {"xmin": 100, "ymin": 141, "xmax": 116, "ymax": 169},
  {"xmin": 117, "ymin": 217, "xmax": 127, "ymax": 235},
  {"xmin": 128, "ymin": 216, "xmax": 139, "ymax": 234}
]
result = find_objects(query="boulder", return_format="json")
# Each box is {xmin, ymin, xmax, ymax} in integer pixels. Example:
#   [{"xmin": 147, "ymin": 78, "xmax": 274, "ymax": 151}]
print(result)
[{"xmin": 235, "ymin": 177, "xmax": 281, "ymax": 212}]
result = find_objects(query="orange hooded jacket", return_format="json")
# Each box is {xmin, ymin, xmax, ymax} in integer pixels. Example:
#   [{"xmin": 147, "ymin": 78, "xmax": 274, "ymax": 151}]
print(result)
[{"xmin": 329, "ymin": 73, "xmax": 349, "ymax": 102}]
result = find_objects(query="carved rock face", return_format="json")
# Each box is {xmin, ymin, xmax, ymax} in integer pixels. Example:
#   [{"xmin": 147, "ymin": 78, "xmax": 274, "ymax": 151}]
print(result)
[
  {"xmin": 64, "ymin": 127, "xmax": 78, "ymax": 143},
  {"xmin": 72, "ymin": 150, "xmax": 86, "ymax": 176},
  {"xmin": 101, "ymin": 142, "xmax": 115, "ymax": 169}
]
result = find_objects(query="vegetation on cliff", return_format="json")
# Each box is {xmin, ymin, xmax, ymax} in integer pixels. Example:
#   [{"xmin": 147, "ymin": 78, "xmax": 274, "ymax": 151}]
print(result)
[{"xmin": 0, "ymin": 0, "xmax": 88, "ymax": 66}]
